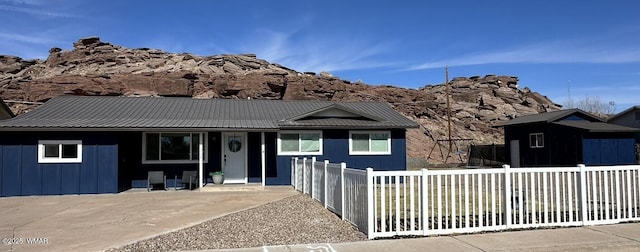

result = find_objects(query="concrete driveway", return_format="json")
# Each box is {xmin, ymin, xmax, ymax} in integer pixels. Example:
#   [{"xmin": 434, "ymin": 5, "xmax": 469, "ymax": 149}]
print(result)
[{"xmin": 0, "ymin": 187, "xmax": 297, "ymax": 252}]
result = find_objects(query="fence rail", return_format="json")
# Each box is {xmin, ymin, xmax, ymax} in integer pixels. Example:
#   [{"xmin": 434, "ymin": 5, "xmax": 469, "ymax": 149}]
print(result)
[{"xmin": 291, "ymin": 157, "xmax": 640, "ymax": 239}]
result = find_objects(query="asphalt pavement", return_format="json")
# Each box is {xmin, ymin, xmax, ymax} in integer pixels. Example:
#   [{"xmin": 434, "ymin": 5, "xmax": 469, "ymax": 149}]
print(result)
[{"xmin": 205, "ymin": 222, "xmax": 640, "ymax": 252}]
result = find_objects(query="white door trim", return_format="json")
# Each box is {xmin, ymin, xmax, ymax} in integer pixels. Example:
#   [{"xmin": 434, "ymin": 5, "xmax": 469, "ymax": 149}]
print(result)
[{"xmin": 221, "ymin": 132, "xmax": 248, "ymax": 184}]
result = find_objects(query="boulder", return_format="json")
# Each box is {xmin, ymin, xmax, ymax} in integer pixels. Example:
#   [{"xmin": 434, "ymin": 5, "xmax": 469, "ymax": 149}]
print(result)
[{"xmin": 73, "ymin": 36, "xmax": 101, "ymax": 49}]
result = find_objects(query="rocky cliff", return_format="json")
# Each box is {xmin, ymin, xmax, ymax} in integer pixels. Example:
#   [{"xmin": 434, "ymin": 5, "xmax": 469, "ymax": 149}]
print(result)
[{"xmin": 0, "ymin": 37, "xmax": 561, "ymax": 163}]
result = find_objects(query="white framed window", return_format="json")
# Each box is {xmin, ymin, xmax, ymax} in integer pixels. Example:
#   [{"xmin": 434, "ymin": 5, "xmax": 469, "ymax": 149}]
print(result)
[
  {"xmin": 38, "ymin": 140, "xmax": 82, "ymax": 163},
  {"xmin": 349, "ymin": 131, "xmax": 391, "ymax": 155},
  {"xmin": 529, "ymin": 133, "xmax": 544, "ymax": 148},
  {"xmin": 277, "ymin": 131, "xmax": 323, "ymax": 155},
  {"xmin": 143, "ymin": 132, "xmax": 208, "ymax": 164}
]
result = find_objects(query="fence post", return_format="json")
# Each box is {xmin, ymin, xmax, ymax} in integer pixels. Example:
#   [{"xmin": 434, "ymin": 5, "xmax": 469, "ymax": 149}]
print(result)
[
  {"xmin": 324, "ymin": 160, "xmax": 329, "ymax": 209},
  {"xmin": 293, "ymin": 157, "xmax": 299, "ymax": 190},
  {"xmin": 291, "ymin": 157, "xmax": 295, "ymax": 187},
  {"xmin": 311, "ymin": 157, "xmax": 316, "ymax": 198},
  {"xmin": 302, "ymin": 157, "xmax": 307, "ymax": 194},
  {"xmin": 366, "ymin": 167, "xmax": 374, "ymax": 239},
  {"xmin": 421, "ymin": 168, "xmax": 428, "ymax": 236},
  {"xmin": 341, "ymin": 162, "xmax": 346, "ymax": 220},
  {"xmin": 503, "ymin": 164, "xmax": 512, "ymax": 228},
  {"xmin": 578, "ymin": 164, "xmax": 588, "ymax": 225}
]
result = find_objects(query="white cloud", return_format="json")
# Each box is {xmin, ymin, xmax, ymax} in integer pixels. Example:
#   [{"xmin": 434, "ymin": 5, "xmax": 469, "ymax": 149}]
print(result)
[
  {"xmin": 0, "ymin": 32, "xmax": 63, "ymax": 45},
  {"xmin": 0, "ymin": 0, "xmax": 87, "ymax": 19},
  {"xmin": 0, "ymin": 4, "xmax": 76, "ymax": 18},
  {"xmin": 549, "ymin": 85, "xmax": 640, "ymax": 109},
  {"xmin": 235, "ymin": 29, "xmax": 399, "ymax": 73},
  {"xmin": 0, "ymin": 0, "xmax": 45, "ymax": 5},
  {"xmin": 405, "ymin": 35, "xmax": 640, "ymax": 70}
]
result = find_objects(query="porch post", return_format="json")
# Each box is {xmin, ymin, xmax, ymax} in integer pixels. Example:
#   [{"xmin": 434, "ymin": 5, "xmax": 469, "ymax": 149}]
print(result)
[
  {"xmin": 503, "ymin": 164, "xmax": 512, "ymax": 228},
  {"xmin": 198, "ymin": 133, "xmax": 204, "ymax": 189},
  {"xmin": 261, "ymin": 132, "xmax": 266, "ymax": 186}
]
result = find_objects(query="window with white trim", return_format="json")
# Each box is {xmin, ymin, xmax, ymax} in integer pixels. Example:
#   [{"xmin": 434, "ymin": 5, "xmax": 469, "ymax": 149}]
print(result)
[
  {"xmin": 143, "ymin": 132, "xmax": 208, "ymax": 163},
  {"xmin": 349, "ymin": 131, "xmax": 391, "ymax": 155},
  {"xmin": 277, "ymin": 131, "xmax": 322, "ymax": 155},
  {"xmin": 529, "ymin": 133, "xmax": 544, "ymax": 148},
  {"xmin": 38, "ymin": 140, "xmax": 82, "ymax": 163}
]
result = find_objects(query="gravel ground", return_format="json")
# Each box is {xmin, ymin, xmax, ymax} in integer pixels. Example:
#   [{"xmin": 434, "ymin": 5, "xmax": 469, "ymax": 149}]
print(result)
[{"xmin": 110, "ymin": 194, "xmax": 367, "ymax": 251}]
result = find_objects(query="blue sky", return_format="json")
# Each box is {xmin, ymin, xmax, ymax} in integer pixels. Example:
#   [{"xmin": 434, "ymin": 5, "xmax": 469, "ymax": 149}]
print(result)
[{"xmin": 1, "ymin": 0, "xmax": 639, "ymax": 111}]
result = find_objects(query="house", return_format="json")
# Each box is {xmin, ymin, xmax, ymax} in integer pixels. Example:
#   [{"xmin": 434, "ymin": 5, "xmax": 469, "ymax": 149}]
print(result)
[
  {"xmin": 0, "ymin": 96, "xmax": 418, "ymax": 197},
  {"xmin": 0, "ymin": 98, "xmax": 14, "ymax": 120},
  {"xmin": 608, "ymin": 105, "xmax": 640, "ymax": 141},
  {"xmin": 608, "ymin": 105, "xmax": 640, "ymax": 163},
  {"xmin": 495, "ymin": 109, "xmax": 638, "ymax": 167}
]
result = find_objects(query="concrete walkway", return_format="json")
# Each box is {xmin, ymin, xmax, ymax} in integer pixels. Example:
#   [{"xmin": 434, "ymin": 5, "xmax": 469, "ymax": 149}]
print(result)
[
  {"xmin": 0, "ymin": 187, "xmax": 297, "ymax": 252},
  {"xmin": 210, "ymin": 222, "xmax": 640, "ymax": 252}
]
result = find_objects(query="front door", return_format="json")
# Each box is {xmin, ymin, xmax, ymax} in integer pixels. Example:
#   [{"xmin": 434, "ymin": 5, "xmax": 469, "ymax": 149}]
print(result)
[
  {"xmin": 222, "ymin": 132, "xmax": 247, "ymax": 184},
  {"xmin": 510, "ymin": 139, "xmax": 520, "ymax": 168}
]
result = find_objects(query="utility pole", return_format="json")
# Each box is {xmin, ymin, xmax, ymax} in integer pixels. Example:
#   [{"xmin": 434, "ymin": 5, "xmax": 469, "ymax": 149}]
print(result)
[
  {"xmin": 445, "ymin": 66, "xmax": 452, "ymax": 150},
  {"xmin": 567, "ymin": 80, "xmax": 572, "ymax": 108}
]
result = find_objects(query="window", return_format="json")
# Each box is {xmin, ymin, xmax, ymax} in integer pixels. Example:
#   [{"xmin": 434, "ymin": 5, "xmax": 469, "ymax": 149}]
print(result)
[
  {"xmin": 635, "ymin": 111, "xmax": 640, "ymax": 120},
  {"xmin": 277, "ymin": 131, "xmax": 322, "ymax": 155},
  {"xmin": 38, "ymin": 140, "xmax": 82, "ymax": 163},
  {"xmin": 349, "ymin": 131, "xmax": 391, "ymax": 155},
  {"xmin": 529, "ymin": 133, "xmax": 544, "ymax": 148},
  {"xmin": 143, "ymin": 132, "xmax": 208, "ymax": 163}
]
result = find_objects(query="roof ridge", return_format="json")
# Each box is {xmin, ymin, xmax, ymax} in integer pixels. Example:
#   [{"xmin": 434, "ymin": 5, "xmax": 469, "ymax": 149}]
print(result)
[{"xmin": 53, "ymin": 95, "xmax": 392, "ymax": 104}]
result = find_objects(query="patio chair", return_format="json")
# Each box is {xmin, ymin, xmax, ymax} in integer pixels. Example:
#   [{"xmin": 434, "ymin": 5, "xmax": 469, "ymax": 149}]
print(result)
[
  {"xmin": 175, "ymin": 170, "xmax": 198, "ymax": 190},
  {"xmin": 147, "ymin": 171, "xmax": 167, "ymax": 191}
]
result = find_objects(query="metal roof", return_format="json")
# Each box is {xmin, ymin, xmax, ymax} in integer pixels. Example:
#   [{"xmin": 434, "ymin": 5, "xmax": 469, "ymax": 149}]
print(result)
[
  {"xmin": 553, "ymin": 121, "xmax": 640, "ymax": 133},
  {"xmin": 494, "ymin": 108, "xmax": 604, "ymax": 127},
  {"xmin": 0, "ymin": 96, "xmax": 418, "ymax": 131}
]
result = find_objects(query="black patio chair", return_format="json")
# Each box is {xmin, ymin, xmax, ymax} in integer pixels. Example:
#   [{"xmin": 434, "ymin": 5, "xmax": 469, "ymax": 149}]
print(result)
[
  {"xmin": 147, "ymin": 171, "xmax": 167, "ymax": 191},
  {"xmin": 175, "ymin": 170, "xmax": 198, "ymax": 190}
]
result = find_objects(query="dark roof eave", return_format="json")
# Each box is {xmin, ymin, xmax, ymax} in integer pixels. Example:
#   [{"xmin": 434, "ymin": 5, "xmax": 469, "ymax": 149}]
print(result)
[
  {"xmin": 0, "ymin": 127, "xmax": 281, "ymax": 132},
  {"xmin": 551, "ymin": 121, "xmax": 640, "ymax": 133},
  {"xmin": 495, "ymin": 109, "xmax": 606, "ymax": 127},
  {"xmin": 493, "ymin": 121, "xmax": 545, "ymax": 128},
  {"xmin": 0, "ymin": 125, "xmax": 418, "ymax": 131},
  {"xmin": 278, "ymin": 125, "xmax": 417, "ymax": 130},
  {"xmin": 588, "ymin": 129, "xmax": 640, "ymax": 133}
]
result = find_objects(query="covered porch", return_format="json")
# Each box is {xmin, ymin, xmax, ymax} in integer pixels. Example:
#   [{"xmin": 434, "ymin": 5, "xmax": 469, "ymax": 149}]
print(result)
[{"xmin": 119, "ymin": 131, "xmax": 279, "ymax": 191}]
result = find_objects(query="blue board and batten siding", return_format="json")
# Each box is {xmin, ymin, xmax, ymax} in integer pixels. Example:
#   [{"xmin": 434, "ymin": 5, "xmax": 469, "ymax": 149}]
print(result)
[
  {"xmin": 0, "ymin": 133, "xmax": 118, "ymax": 197},
  {"xmin": 271, "ymin": 129, "xmax": 407, "ymax": 185},
  {"xmin": 0, "ymin": 128, "xmax": 409, "ymax": 194},
  {"xmin": 505, "ymin": 121, "xmax": 637, "ymax": 167},
  {"xmin": 583, "ymin": 138, "xmax": 636, "ymax": 165}
]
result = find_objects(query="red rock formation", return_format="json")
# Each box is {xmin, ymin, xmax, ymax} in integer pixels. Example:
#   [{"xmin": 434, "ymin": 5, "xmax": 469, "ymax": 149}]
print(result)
[{"xmin": 0, "ymin": 37, "xmax": 561, "ymax": 163}]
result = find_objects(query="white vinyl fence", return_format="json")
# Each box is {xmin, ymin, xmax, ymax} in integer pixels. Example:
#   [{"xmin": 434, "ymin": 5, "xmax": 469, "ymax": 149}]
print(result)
[
  {"xmin": 291, "ymin": 157, "xmax": 640, "ymax": 239},
  {"xmin": 291, "ymin": 157, "xmax": 370, "ymax": 233}
]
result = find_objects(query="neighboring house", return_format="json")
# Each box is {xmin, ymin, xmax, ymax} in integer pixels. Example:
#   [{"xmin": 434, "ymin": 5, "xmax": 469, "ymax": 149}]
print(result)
[
  {"xmin": 0, "ymin": 98, "xmax": 14, "ymax": 120},
  {"xmin": 608, "ymin": 105, "xmax": 640, "ymax": 164},
  {"xmin": 0, "ymin": 96, "xmax": 418, "ymax": 197},
  {"xmin": 608, "ymin": 105, "xmax": 640, "ymax": 141},
  {"xmin": 495, "ymin": 109, "xmax": 638, "ymax": 167}
]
